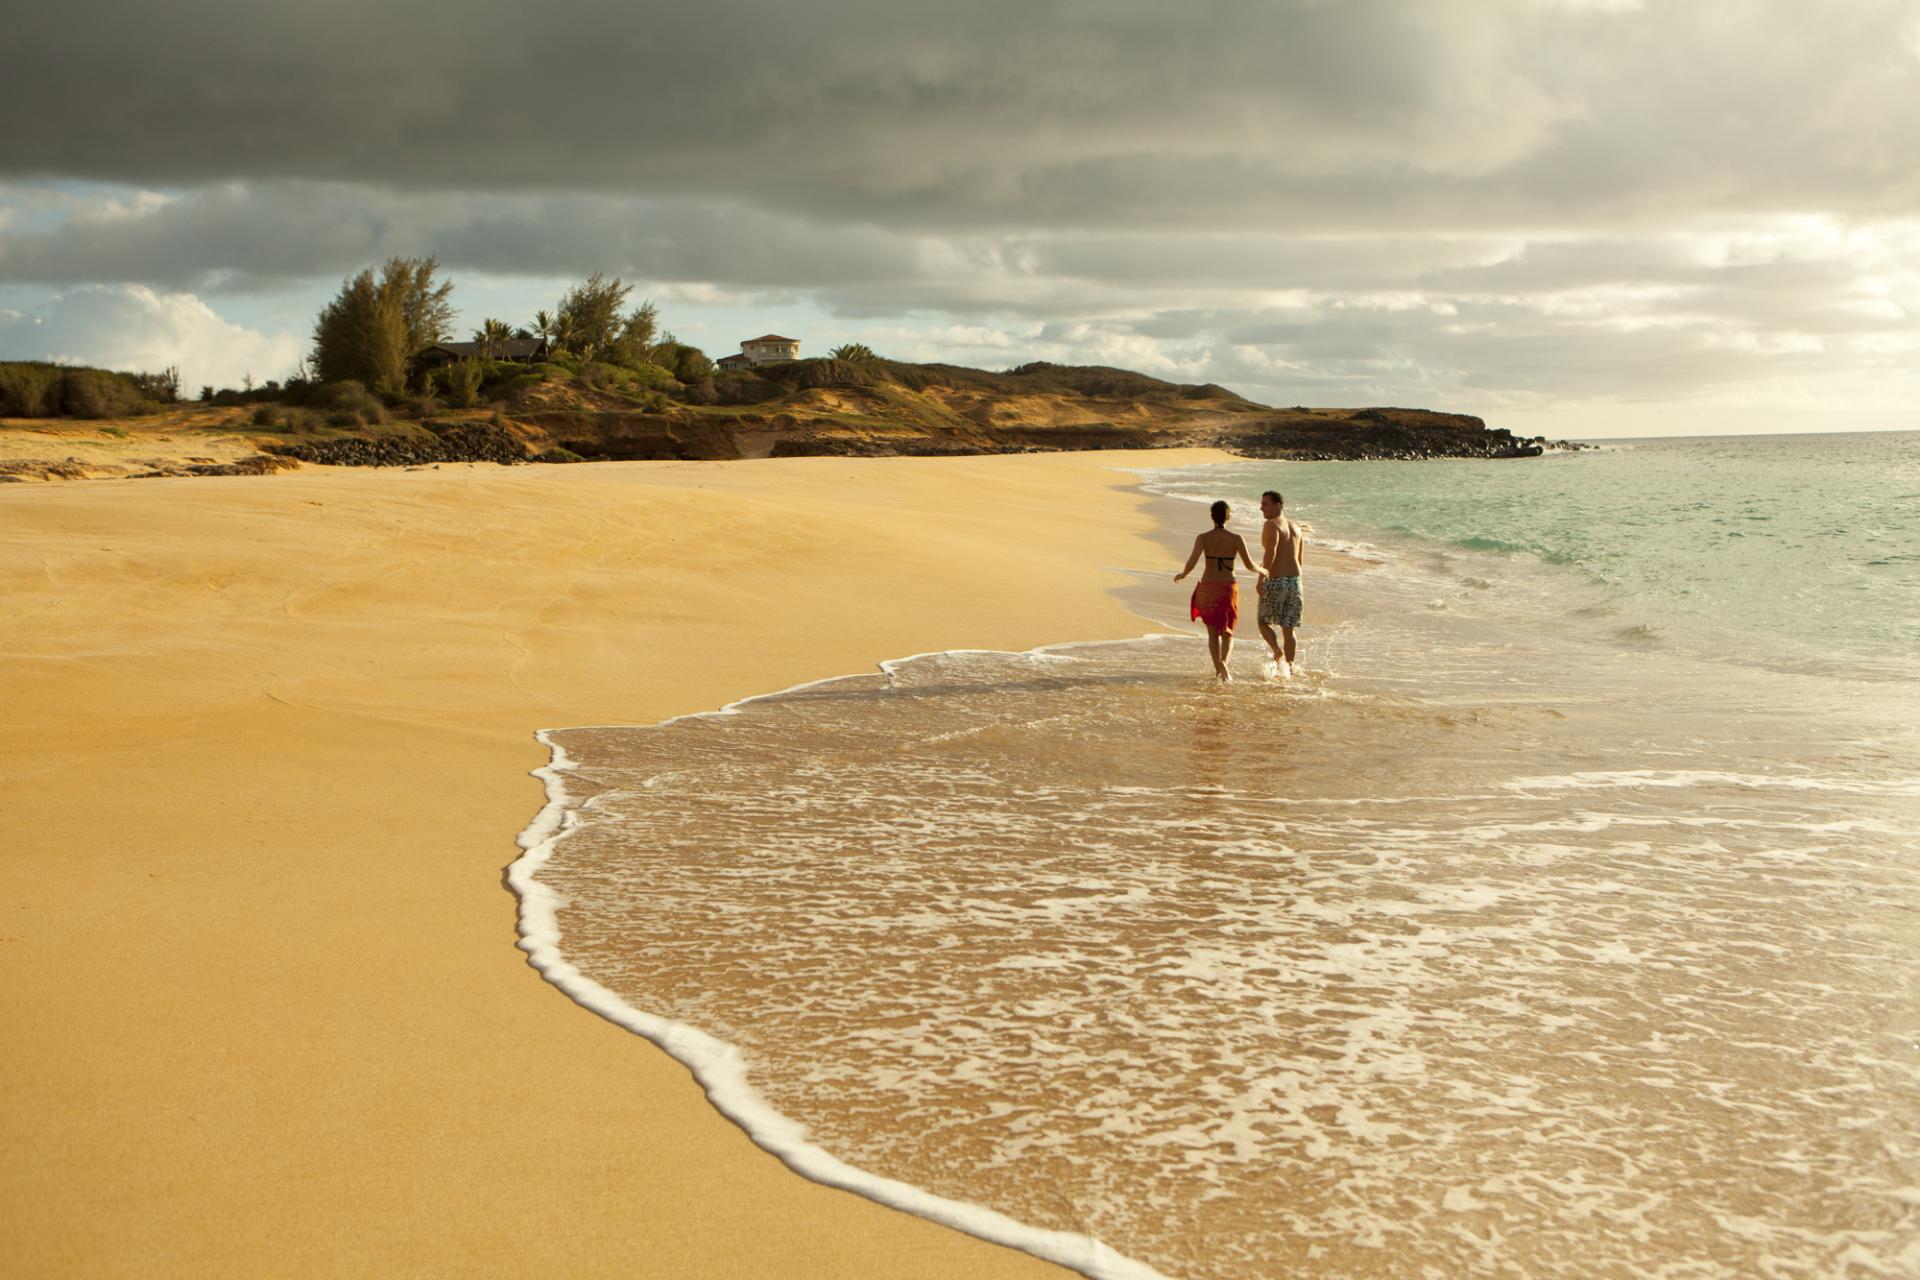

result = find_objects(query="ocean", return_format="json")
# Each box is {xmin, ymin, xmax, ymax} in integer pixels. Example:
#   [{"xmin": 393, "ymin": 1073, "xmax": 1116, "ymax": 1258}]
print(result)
[{"xmin": 514, "ymin": 431, "xmax": 1920, "ymax": 1279}]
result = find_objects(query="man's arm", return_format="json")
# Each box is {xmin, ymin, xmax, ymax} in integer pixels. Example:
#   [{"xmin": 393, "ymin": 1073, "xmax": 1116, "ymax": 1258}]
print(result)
[
  {"xmin": 1296, "ymin": 523, "xmax": 1306, "ymax": 567},
  {"xmin": 1237, "ymin": 535, "xmax": 1264, "ymax": 580},
  {"xmin": 1174, "ymin": 535, "xmax": 1203, "ymax": 581},
  {"xmin": 1261, "ymin": 521, "xmax": 1278, "ymax": 575}
]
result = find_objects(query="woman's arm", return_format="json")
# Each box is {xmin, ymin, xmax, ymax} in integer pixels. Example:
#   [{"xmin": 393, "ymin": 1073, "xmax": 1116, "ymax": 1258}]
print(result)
[
  {"xmin": 1237, "ymin": 535, "xmax": 1265, "ymax": 580},
  {"xmin": 1174, "ymin": 535, "xmax": 1203, "ymax": 581}
]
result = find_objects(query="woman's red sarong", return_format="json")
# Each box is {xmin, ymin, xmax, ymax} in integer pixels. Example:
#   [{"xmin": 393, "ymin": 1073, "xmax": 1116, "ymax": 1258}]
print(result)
[{"xmin": 1190, "ymin": 580, "xmax": 1239, "ymax": 633}]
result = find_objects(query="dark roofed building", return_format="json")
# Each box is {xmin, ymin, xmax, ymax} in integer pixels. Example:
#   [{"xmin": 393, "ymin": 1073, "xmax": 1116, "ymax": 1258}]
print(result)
[{"xmin": 414, "ymin": 338, "xmax": 550, "ymax": 369}]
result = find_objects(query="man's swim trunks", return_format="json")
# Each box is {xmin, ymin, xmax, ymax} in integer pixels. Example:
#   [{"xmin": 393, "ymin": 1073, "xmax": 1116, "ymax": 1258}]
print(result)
[
  {"xmin": 1258, "ymin": 575, "xmax": 1303, "ymax": 628},
  {"xmin": 1190, "ymin": 580, "xmax": 1239, "ymax": 633}
]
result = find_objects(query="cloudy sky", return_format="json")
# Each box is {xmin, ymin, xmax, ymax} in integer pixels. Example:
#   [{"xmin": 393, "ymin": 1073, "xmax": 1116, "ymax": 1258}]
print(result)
[{"xmin": 3, "ymin": 0, "xmax": 1917, "ymax": 437}]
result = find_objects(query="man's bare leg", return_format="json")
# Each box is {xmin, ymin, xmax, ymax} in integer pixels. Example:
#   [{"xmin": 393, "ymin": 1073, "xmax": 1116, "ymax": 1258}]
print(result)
[
  {"xmin": 1258, "ymin": 621, "xmax": 1282, "ymax": 664},
  {"xmin": 1281, "ymin": 626, "xmax": 1298, "ymax": 667}
]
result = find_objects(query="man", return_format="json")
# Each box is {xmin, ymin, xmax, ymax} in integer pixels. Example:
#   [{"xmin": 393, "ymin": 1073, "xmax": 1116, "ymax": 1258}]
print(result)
[{"xmin": 1256, "ymin": 490, "xmax": 1305, "ymax": 676}]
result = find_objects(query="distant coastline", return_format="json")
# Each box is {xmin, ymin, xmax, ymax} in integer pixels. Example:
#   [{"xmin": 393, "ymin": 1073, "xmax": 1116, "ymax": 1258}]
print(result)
[{"xmin": 1, "ymin": 354, "xmax": 1570, "ymax": 484}]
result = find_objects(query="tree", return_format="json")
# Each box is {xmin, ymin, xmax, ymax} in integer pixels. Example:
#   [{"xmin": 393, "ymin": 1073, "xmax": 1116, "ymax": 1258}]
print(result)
[
  {"xmin": 639, "ymin": 343, "xmax": 712, "ymax": 381},
  {"xmin": 473, "ymin": 318, "xmax": 513, "ymax": 359},
  {"xmin": 609, "ymin": 299, "xmax": 659, "ymax": 368},
  {"xmin": 531, "ymin": 309, "xmax": 557, "ymax": 347},
  {"xmin": 830, "ymin": 343, "xmax": 877, "ymax": 363},
  {"xmin": 311, "ymin": 268, "xmax": 410, "ymax": 395},
  {"xmin": 554, "ymin": 273, "xmax": 633, "ymax": 362},
  {"xmin": 385, "ymin": 256, "xmax": 456, "ymax": 354},
  {"xmin": 311, "ymin": 256, "xmax": 454, "ymax": 396}
]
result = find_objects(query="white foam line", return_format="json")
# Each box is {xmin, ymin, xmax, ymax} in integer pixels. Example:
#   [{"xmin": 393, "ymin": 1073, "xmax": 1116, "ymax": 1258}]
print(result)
[{"xmin": 509, "ymin": 641, "xmax": 1181, "ymax": 1280}]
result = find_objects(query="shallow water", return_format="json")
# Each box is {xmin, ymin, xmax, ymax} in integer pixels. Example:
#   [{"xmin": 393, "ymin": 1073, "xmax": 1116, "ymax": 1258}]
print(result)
[
  {"xmin": 1145, "ymin": 431, "xmax": 1920, "ymax": 682},
  {"xmin": 520, "ymin": 438, "xmax": 1920, "ymax": 1278}
]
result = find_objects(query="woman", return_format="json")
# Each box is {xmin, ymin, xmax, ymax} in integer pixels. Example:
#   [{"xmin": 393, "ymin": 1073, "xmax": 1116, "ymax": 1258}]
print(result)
[{"xmin": 1175, "ymin": 500, "xmax": 1264, "ymax": 681}]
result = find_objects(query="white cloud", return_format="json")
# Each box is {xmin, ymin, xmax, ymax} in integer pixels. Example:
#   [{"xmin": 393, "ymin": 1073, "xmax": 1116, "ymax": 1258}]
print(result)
[{"xmin": 0, "ymin": 285, "xmax": 303, "ymax": 393}]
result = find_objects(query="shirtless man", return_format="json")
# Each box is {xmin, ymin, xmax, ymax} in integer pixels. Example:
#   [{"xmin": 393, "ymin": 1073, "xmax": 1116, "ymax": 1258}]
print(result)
[
  {"xmin": 1175, "ymin": 500, "xmax": 1264, "ymax": 681},
  {"xmin": 1256, "ymin": 490, "xmax": 1305, "ymax": 676}
]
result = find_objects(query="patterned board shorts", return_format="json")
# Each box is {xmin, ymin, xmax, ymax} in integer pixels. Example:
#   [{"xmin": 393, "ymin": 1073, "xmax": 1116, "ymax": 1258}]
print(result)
[{"xmin": 1258, "ymin": 575, "xmax": 1303, "ymax": 628}]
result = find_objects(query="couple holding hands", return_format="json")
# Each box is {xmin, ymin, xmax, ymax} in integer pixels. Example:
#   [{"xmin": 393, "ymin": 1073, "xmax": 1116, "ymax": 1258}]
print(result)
[{"xmin": 1174, "ymin": 490, "xmax": 1305, "ymax": 682}]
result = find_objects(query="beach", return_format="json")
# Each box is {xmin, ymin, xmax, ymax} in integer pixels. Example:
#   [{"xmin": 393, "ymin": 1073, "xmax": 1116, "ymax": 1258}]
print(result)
[
  {"xmin": 8, "ymin": 438, "xmax": 1917, "ymax": 1278},
  {"xmin": 0, "ymin": 450, "xmax": 1217, "ymax": 1277}
]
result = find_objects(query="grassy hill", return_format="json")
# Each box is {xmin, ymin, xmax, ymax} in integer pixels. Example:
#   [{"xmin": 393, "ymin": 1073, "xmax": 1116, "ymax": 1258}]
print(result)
[
  {"xmin": 2, "ymin": 355, "xmax": 1552, "ymax": 480},
  {"xmin": 497, "ymin": 358, "xmax": 1539, "ymax": 462}
]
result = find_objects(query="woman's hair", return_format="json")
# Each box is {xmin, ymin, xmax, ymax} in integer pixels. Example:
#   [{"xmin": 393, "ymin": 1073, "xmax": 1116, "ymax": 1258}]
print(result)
[{"xmin": 1209, "ymin": 500, "xmax": 1229, "ymax": 525}]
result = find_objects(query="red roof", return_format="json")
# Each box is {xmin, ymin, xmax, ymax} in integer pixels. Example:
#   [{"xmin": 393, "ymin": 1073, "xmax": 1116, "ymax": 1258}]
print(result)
[{"xmin": 743, "ymin": 334, "xmax": 799, "ymax": 344}]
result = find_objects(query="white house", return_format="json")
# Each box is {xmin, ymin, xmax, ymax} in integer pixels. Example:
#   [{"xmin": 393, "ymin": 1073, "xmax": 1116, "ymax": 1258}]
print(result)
[{"xmin": 716, "ymin": 334, "xmax": 801, "ymax": 370}]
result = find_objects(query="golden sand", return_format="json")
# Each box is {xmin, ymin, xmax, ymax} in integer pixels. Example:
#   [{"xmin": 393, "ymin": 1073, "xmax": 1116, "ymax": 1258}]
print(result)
[{"xmin": 0, "ymin": 450, "xmax": 1224, "ymax": 1276}]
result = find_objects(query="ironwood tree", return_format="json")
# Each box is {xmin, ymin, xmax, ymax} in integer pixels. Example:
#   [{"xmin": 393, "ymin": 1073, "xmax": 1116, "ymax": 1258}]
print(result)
[{"xmin": 311, "ymin": 256, "xmax": 455, "ymax": 395}]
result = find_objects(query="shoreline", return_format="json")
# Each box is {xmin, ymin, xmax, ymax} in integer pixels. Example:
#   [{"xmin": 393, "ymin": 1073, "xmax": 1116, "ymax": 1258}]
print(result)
[
  {"xmin": 512, "ymin": 642, "xmax": 1190, "ymax": 1280},
  {"xmin": 498, "ymin": 456, "xmax": 1348, "ymax": 1280},
  {"xmin": 0, "ymin": 449, "xmax": 1225, "ymax": 1277}
]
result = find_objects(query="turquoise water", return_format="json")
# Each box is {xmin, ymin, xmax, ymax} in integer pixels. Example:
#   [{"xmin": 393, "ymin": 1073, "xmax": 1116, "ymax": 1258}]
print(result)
[{"xmin": 1146, "ymin": 431, "xmax": 1920, "ymax": 681}]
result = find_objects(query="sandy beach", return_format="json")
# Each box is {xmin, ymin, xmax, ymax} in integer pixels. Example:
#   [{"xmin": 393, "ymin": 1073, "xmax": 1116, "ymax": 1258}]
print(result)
[{"xmin": 1, "ymin": 449, "xmax": 1224, "ymax": 1277}]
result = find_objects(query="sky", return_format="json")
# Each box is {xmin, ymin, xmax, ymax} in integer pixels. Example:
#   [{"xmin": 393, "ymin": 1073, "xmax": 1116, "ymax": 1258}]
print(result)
[{"xmin": 3, "ymin": 0, "xmax": 1918, "ymax": 438}]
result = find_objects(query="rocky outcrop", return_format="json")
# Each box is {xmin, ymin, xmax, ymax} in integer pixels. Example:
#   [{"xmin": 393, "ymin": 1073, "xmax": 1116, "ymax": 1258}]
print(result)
[
  {"xmin": 517, "ymin": 411, "xmax": 742, "ymax": 462},
  {"xmin": 263, "ymin": 421, "xmax": 529, "ymax": 467},
  {"xmin": 0, "ymin": 456, "xmax": 92, "ymax": 481},
  {"xmin": 1220, "ymin": 407, "xmax": 1562, "ymax": 460}
]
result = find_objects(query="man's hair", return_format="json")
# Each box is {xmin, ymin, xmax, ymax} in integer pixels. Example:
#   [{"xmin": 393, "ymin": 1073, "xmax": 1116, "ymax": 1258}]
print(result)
[
  {"xmin": 1262, "ymin": 490, "xmax": 1283, "ymax": 507},
  {"xmin": 1209, "ymin": 500, "xmax": 1229, "ymax": 525}
]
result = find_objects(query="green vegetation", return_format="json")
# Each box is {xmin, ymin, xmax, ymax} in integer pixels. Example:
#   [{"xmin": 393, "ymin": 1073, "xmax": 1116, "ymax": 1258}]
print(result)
[
  {"xmin": 311, "ymin": 256, "xmax": 455, "ymax": 396},
  {"xmin": 444, "ymin": 358, "xmax": 486, "ymax": 409},
  {"xmin": 0, "ymin": 360, "xmax": 180, "ymax": 419},
  {"xmin": 472, "ymin": 318, "xmax": 515, "ymax": 359}
]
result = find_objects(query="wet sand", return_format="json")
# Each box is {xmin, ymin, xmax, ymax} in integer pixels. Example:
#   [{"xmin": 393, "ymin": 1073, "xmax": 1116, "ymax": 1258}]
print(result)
[{"xmin": 0, "ymin": 450, "xmax": 1223, "ymax": 1277}]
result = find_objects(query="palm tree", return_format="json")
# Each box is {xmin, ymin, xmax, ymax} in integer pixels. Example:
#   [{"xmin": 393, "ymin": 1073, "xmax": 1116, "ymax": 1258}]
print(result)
[
  {"xmin": 473, "ymin": 317, "xmax": 514, "ymax": 360},
  {"xmin": 830, "ymin": 342, "xmax": 877, "ymax": 363},
  {"xmin": 532, "ymin": 309, "xmax": 556, "ymax": 349},
  {"xmin": 550, "ymin": 313, "xmax": 578, "ymax": 359}
]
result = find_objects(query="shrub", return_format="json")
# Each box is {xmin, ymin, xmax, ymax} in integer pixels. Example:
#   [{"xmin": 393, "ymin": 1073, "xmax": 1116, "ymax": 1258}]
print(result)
[
  {"xmin": 476, "ymin": 360, "xmax": 528, "ymax": 397},
  {"xmin": 0, "ymin": 363, "xmax": 61, "ymax": 416},
  {"xmin": 445, "ymin": 359, "xmax": 485, "ymax": 409},
  {"xmin": 623, "ymin": 361, "xmax": 677, "ymax": 391},
  {"xmin": 579, "ymin": 361, "xmax": 630, "ymax": 393},
  {"xmin": 246, "ymin": 404, "xmax": 321, "ymax": 432},
  {"xmin": 317, "ymin": 381, "xmax": 389, "ymax": 424},
  {"xmin": 710, "ymin": 371, "xmax": 782, "ymax": 405},
  {"xmin": 57, "ymin": 366, "xmax": 162, "ymax": 418},
  {"xmin": 0, "ymin": 362, "xmax": 173, "ymax": 418}
]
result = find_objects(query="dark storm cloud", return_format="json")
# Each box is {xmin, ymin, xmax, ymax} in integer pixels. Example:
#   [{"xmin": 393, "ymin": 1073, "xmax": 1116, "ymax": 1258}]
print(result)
[
  {"xmin": 0, "ymin": 184, "xmax": 924, "ymax": 291},
  {"xmin": 5, "ymin": 1, "xmax": 1918, "ymax": 230},
  {"xmin": 5, "ymin": 0, "xmax": 1917, "ymax": 424}
]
